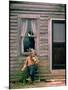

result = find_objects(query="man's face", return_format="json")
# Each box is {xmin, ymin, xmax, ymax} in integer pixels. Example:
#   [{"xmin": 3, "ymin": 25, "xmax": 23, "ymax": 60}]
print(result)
[{"xmin": 31, "ymin": 52, "xmax": 35, "ymax": 57}]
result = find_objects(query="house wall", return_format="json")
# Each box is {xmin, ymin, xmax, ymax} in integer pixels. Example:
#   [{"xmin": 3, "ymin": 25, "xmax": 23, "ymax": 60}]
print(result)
[{"xmin": 9, "ymin": 1, "xmax": 65, "ymax": 81}]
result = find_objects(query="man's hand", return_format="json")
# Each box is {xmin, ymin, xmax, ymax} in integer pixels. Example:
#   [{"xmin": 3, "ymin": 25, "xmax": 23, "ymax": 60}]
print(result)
[
  {"xmin": 21, "ymin": 65, "xmax": 26, "ymax": 71},
  {"xmin": 33, "ymin": 56, "xmax": 39, "ymax": 64}
]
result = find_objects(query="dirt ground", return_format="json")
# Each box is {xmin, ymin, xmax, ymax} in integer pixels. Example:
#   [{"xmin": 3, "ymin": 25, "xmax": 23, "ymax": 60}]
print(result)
[{"xmin": 10, "ymin": 79, "xmax": 65, "ymax": 89}]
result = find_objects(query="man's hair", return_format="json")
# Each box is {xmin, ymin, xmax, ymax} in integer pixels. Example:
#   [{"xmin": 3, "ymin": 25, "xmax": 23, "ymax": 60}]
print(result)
[{"xmin": 31, "ymin": 49, "xmax": 37, "ymax": 55}]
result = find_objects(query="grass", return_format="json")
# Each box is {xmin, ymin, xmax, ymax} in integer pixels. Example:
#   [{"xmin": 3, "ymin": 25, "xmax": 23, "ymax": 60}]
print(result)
[{"xmin": 10, "ymin": 81, "xmax": 40, "ymax": 89}]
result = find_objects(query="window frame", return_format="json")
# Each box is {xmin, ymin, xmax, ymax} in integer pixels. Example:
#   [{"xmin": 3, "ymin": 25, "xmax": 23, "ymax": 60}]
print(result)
[{"xmin": 17, "ymin": 14, "xmax": 40, "ymax": 56}]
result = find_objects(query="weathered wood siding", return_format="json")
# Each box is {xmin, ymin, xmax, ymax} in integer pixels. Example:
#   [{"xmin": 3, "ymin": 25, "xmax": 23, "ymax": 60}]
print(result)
[{"xmin": 9, "ymin": 1, "xmax": 65, "ymax": 81}]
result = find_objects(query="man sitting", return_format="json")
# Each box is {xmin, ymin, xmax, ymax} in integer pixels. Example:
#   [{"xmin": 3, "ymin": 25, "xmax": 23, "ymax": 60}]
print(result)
[{"xmin": 21, "ymin": 49, "xmax": 39, "ymax": 83}]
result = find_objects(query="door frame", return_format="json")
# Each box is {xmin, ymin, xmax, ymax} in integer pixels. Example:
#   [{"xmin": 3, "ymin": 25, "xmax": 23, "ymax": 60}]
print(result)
[{"xmin": 48, "ymin": 18, "xmax": 65, "ymax": 72}]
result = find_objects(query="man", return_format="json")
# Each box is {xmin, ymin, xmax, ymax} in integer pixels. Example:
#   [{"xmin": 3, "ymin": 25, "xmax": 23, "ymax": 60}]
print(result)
[{"xmin": 21, "ymin": 49, "xmax": 39, "ymax": 83}]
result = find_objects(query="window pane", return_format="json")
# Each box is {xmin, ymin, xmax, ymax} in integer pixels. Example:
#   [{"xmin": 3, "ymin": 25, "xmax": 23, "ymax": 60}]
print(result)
[
  {"xmin": 23, "ymin": 19, "xmax": 35, "ymax": 52},
  {"xmin": 53, "ymin": 22, "xmax": 65, "ymax": 42},
  {"xmin": 23, "ymin": 36, "xmax": 35, "ymax": 52},
  {"xmin": 25, "ymin": 19, "xmax": 34, "ymax": 36}
]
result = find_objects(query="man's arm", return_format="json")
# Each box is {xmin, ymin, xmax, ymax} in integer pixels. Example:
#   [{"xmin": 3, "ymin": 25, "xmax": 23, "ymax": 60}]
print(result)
[
  {"xmin": 33, "ymin": 56, "xmax": 39, "ymax": 64},
  {"xmin": 21, "ymin": 58, "xmax": 28, "ymax": 71}
]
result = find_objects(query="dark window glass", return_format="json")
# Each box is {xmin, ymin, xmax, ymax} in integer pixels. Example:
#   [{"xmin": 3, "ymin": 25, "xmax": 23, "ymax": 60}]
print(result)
[{"xmin": 23, "ymin": 20, "xmax": 35, "ymax": 52}]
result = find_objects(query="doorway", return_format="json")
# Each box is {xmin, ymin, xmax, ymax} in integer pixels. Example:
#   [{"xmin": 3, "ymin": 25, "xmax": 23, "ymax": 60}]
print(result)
[{"xmin": 52, "ymin": 20, "xmax": 66, "ymax": 69}]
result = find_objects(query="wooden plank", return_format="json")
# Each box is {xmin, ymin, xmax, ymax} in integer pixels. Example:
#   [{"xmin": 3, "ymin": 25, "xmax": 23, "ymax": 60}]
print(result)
[
  {"xmin": 40, "ymin": 18, "xmax": 49, "ymax": 21},
  {"xmin": 41, "ymin": 15, "xmax": 48, "ymax": 19},
  {"xmin": 40, "ymin": 32, "xmax": 48, "ymax": 35},
  {"xmin": 40, "ymin": 34, "xmax": 48, "ymax": 37},
  {"xmin": 40, "ymin": 20, "xmax": 48, "ymax": 24},
  {"xmin": 10, "ymin": 23, "xmax": 17, "ymax": 26},
  {"xmin": 10, "ymin": 8, "xmax": 64, "ymax": 13},
  {"xmin": 9, "ymin": 55, "xmax": 16, "ymax": 58},
  {"xmin": 40, "ymin": 31, "xmax": 48, "ymax": 34},
  {"xmin": 39, "ymin": 60, "xmax": 48, "ymax": 64},
  {"xmin": 40, "ymin": 46, "xmax": 48, "ymax": 51},
  {"xmin": 18, "ymin": 14, "xmax": 40, "ymax": 18},
  {"xmin": 10, "ymin": 51, "xmax": 17, "ymax": 54},
  {"xmin": 50, "ymin": 14, "xmax": 65, "ymax": 19},
  {"xmin": 10, "ymin": 24, "xmax": 17, "ymax": 27},
  {"xmin": 10, "ymin": 49, "xmax": 17, "ymax": 52},
  {"xmin": 10, "ymin": 10, "xmax": 65, "ymax": 15},
  {"xmin": 10, "ymin": 45, "xmax": 17, "ymax": 49},
  {"xmin": 9, "ymin": 16, "xmax": 17, "ymax": 19},
  {"xmin": 40, "ymin": 38, "xmax": 48, "ymax": 40},
  {"xmin": 10, "ymin": 3, "xmax": 65, "ymax": 12},
  {"xmin": 40, "ymin": 43, "xmax": 48, "ymax": 46},
  {"xmin": 40, "ymin": 40, "xmax": 48, "ymax": 44},
  {"xmin": 39, "ymin": 56, "xmax": 48, "ymax": 60},
  {"xmin": 10, "ymin": 67, "xmax": 19, "ymax": 71},
  {"xmin": 40, "ymin": 29, "xmax": 48, "ymax": 31},
  {"xmin": 10, "ymin": 1, "xmax": 65, "ymax": 7},
  {"xmin": 40, "ymin": 33, "xmax": 48, "ymax": 36},
  {"xmin": 10, "ymin": 30, "xmax": 17, "ymax": 33},
  {"xmin": 40, "ymin": 53, "xmax": 48, "ymax": 56},
  {"xmin": 40, "ymin": 24, "xmax": 48, "ymax": 27},
  {"xmin": 10, "ymin": 63, "xmax": 20, "ymax": 68},
  {"xmin": 10, "ymin": 43, "xmax": 17, "ymax": 46},
  {"xmin": 10, "ymin": 53, "xmax": 17, "ymax": 57},
  {"xmin": 9, "ymin": 30, "xmax": 17, "ymax": 33},
  {"xmin": 10, "ymin": 33, "xmax": 17, "ymax": 37},
  {"xmin": 10, "ymin": 36, "xmax": 17, "ymax": 40},
  {"xmin": 10, "ymin": 39, "xmax": 17, "ymax": 43},
  {"xmin": 40, "ymin": 45, "xmax": 48, "ymax": 49},
  {"xmin": 10, "ymin": 61, "xmax": 24, "ymax": 67},
  {"xmin": 10, "ymin": 3, "xmax": 64, "ymax": 9},
  {"xmin": 10, "ymin": 27, "xmax": 17, "ymax": 30},
  {"xmin": 10, "ymin": 58, "xmax": 16, "ymax": 61},
  {"xmin": 9, "ymin": 19, "xmax": 17, "ymax": 23},
  {"xmin": 10, "ymin": 43, "xmax": 17, "ymax": 47},
  {"xmin": 40, "ymin": 37, "xmax": 48, "ymax": 39},
  {"xmin": 40, "ymin": 47, "xmax": 48, "ymax": 51},
  {"xmin": 10, "ymin": 13, "xmax": 65, "ymax": 20},
  {"xmin": 10, "ymin": 34, "xmax": 17, "ymax": 38},
  {"xmin": 40, "ymin": 26, "xmax": 48, "ymax": 29}
]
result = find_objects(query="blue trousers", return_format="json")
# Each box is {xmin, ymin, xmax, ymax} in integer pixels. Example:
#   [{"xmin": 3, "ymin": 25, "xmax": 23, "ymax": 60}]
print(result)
[{"xmin": 27, "ymin": 64, "xmax": 35, "ymax": 81}]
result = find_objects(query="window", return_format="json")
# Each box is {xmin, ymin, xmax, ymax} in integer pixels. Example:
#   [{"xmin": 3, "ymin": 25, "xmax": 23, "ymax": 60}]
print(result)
[
  {"xmin": 18, "ymin": 14, "xmax": 40, "ymax": 55},
  {"xmin": 20, "ymin": 19, "xmax": 37, "ymax": 54}
]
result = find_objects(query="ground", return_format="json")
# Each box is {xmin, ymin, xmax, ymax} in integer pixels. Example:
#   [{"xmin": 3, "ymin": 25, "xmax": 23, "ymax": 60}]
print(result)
[{"xmin": 10, "ymin": 79, "xmax": 65, "ymax": 89}]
